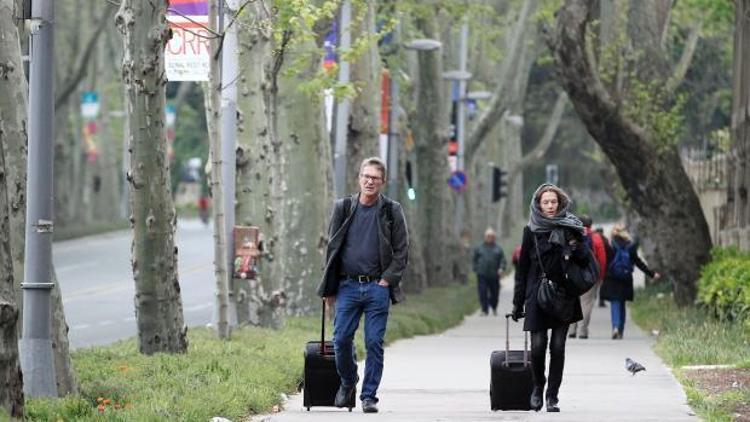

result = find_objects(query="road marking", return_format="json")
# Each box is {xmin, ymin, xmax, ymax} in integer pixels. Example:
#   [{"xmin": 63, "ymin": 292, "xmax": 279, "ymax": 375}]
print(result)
[
  {"xmin": 62, "ymin": 264, "xmax": 206, "ymax": 304},
  {"xmin": 98, "ymin": 320, "xmax": 114, "ymax": 326},
  {"xmin": 72, "ymin": 324, "xmax": 91, "ymax": 330},
  {"xmin": 124, "ymin": 316, "xmax": 136, "ymax": 322},
  {"xmin": 56, "ymin": 261, "xmax": 100, "ymax": 273},
  {"xmin": 185, "ymin": 302, "xmax": 212, "ymax": 312}
]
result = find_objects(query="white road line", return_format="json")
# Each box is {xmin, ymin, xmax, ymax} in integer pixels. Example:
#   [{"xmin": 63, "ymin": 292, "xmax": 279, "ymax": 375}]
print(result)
[
  {"xmin": 123, "ymin": 316, "xmax": 136, "ymax": 322},
  {"xmin": 72, "ymin": 324, "xmax": 91, "ymax": 330},
  {"xmin": 56, "ymin": 261, "xmax": 100, "ymax": 273},
  {"xmin": 98, "ymin": 320, "xmax": 114, "ymax": 326},
  {"xmin": 185, "ymin": 303, "xmax": 212, "ymax": 312}
]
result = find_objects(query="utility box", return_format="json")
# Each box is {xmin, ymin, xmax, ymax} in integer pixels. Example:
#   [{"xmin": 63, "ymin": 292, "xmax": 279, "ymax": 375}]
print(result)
[{"xmin": 233, "ymin": 226, "xmax": 261, "ymax": 280}]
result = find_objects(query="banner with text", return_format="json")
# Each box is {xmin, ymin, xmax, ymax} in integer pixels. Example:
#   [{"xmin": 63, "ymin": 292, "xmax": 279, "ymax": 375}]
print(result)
[{"xmin": 166, "ymin": 0, "xmax": 210, "ymax": 81}]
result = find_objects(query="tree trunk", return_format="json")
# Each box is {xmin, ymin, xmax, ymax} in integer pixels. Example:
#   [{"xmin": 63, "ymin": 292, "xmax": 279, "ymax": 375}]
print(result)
[
  {"xmin": 721, "ymin": 0, "xmax": 750, "ymax": 247},
  {"xmin": 0, "ymin": 1, "xmax": 25, "ymax": 413},
  {"xmin": 546, "ymin": 0, "xmax": 712, "ymax": 305},
  {"xmin": 412, "ymin": 13, "xmax": 452, "ymax": 286},
  {"xmin": 235, "ymin": 3, "xmax": 276, "ymax": 325},
  {"xmin": 345, "ymin": 0, "xmax": 381, "ymax": 194},
  {"xmin": 275, "ymin": 40, "xmax": 333, "ymax": 316},
  {"xmin": 116, "ymin": 0, "xmax": 188, "ymax": 354}
]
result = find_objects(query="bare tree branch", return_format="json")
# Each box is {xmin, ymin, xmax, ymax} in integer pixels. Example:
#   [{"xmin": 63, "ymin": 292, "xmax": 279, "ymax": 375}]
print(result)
[
  {"xmin": 506, "ymin": 91, "xmax": 568, "ymax": 186},
  {"xmin": 465, "ymin": 0, "xmax": 536, "ymax": 161},
  {"xmin": 54, "ymin": 3, "xmax": 116, "ymax": 109},
  {"xmin": 665, "ymin": 20, "xmax": 703, "ymax": 94}
]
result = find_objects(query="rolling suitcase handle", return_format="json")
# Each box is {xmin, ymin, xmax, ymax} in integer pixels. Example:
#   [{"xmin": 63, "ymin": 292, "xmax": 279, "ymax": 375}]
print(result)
[
  {"xmin": 320, "ymin": 299, "xmax": 325, "ymax": 350},
  {"xmin": 504, "ymin": 313, "xmax": 529, "ymax": 367}
]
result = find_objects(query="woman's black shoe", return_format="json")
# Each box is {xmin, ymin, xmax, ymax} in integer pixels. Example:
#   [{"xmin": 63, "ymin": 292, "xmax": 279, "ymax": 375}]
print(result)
[
  {"xmin": 529, "ymin": 387, "xmax": 543, "ymax": 411},
  {"xmin": 546, "ymin": 396, "xmax": 560, "ymax": 412}
]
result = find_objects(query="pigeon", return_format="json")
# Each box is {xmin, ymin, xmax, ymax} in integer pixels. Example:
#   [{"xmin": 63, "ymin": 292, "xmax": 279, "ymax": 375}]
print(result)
[{"xmin": 625, "ymin": 358, "xmax": 646, "ymax": 375}]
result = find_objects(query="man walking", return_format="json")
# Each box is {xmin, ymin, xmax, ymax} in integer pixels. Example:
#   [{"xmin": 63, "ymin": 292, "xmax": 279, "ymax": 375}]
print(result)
[
  {"xmin": 317, "ymin": 157, "xmax": 409, "ymax": 413},
  {"xmin": 472, "ymin": 228, "xmax": 506, "ymax": 316},
  {"xmin": 569, "ymin": 215, "xmax": 607, "ymax": 339}
]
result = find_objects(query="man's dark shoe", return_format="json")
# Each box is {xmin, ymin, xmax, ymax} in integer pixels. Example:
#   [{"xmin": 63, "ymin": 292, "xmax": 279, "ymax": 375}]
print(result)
[
  {"xmin": 579, "ymin": 335, "xmax": 588, "ymax": 339},
  {"xmin": 362, "ymin": 399, "xmax": 378, "ymax": 413},
  {"xmin": 530, "ymin": 386, "xmax": 543, "ymax": 411},
  {"xmin": 334, "ymin": 384, "xmax": 355, "ymax": 408},
  {"xmin": 546, "ymin": 396, "xmax": 560, "ymax": 412}
]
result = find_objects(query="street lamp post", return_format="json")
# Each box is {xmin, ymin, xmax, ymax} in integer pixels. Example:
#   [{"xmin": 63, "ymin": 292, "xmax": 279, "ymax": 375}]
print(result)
[
  {"xmin": 443, "ymin": 22, "xmax": 471, "ymax": 236},
  {"xmin": 333, "ymin": 0, "xmax": 352, "ymax": 197},
  {"xmin": 21, "ymin": 0, "xmax": 58, "ymax": 397}
]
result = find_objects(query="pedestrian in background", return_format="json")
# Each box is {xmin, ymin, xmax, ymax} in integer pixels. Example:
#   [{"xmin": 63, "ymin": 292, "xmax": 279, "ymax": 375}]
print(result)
[
  {"xmin": 317, "ymin": 157, "xmax": 409, "ymax": 413},
  {"xmin": 599, "ymin": 224, "xmax": 660, "ymax": 339},
  {"xmin": 472, "ymin": 228, "xmax": 507, "ymax": 316},
  {"xmin": 512, "ymin": 183, "xmax": 587, "ymax": 412},
  {"xmin": 568, "ymin": 215, "xmax": 607, "ymax": 339}
]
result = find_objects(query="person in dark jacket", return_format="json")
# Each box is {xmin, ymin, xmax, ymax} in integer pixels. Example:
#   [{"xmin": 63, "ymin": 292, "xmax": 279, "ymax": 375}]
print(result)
[
  {"xmin": 599, "ymin": 224, "xmax": 660, "ymax": 339},
  {"xmin": 473, "ymin": 227, "xmax": 507, "ymax": 316},
  {"xmin": 317, "ymin": 157, "xmax": 409, "ymax": 414},
  {"xmin": 512, "ymin": 183, "xmax": 588, "ymax": 413}
]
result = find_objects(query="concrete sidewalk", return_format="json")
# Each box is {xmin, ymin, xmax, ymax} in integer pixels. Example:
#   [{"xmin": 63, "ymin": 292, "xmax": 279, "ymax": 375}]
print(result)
[{"xmin": 257, "ymin": 281, "xmax": 695, "ymax": 422}]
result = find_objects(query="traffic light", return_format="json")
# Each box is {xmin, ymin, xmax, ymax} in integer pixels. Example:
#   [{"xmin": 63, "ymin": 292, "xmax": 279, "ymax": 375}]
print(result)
[
  {"xmin": 492, "ymin": 166, "xmax": 507, "ymax": 202},
  {"xmin": 405, "ymin": 160, "xmax": 416, "ymax": 200}
]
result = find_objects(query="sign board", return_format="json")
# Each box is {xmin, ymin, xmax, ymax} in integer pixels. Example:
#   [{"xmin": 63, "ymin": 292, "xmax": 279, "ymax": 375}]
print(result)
[
  {"xmin": 166, "ymin": 0, "xmax": 210, "ymax": 81},
  {"xmin": 448, "ymin": 170, "xmax": 467, "ymax": 192},
  {"xmin": 80, "ymin": 91, "xmax": 100, "ymax": 119}
]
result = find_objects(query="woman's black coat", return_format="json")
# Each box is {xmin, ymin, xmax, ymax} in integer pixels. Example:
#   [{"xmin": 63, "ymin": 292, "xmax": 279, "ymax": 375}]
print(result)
[
  {"xmin": 513, "ymin": 226, "xmax": 586, "ymax": 332},
  {"xmin": 599, "ymin": 237, "xmax": 655, "ymax": 302}
]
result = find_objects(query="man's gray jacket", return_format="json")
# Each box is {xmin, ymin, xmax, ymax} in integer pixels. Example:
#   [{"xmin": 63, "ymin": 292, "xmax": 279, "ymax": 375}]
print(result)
[{"xmin": 317, "ymin": 193, "xmax": 409, "ymax": 304}]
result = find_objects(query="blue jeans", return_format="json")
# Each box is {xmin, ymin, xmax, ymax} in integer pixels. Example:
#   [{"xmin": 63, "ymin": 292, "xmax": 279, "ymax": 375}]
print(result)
[
  {"xmin": 610, "ymin": 300, "xmax": 626, "ymax": 334},
  {"xmin": 477, "ymin": 275, "xmax": 499, "ymax": 314},
  {"xmin": 334, "ymin": 279, "xmax": 390, "ymax": 402}
]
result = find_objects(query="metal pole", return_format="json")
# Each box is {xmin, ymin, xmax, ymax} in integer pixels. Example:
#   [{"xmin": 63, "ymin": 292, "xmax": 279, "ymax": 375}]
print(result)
[
  {"xmin": 333, "ymin": 0, "xmax": 351, "ymax": 197},
  {"xmin": 21, "ymin": 0, "xmax": 58, "ymax": 397},
  {"xmin": 454, "ymin": 22, "xmax": 469, "ymax": 236},
  {"xmin": 221, "ymin": 0, "xmax": 239, "ymax": 327}
]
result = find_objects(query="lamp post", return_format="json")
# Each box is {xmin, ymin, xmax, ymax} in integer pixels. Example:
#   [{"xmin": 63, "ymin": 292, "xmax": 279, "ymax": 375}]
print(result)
[
  {"xmin": 333, "ymin": 0, "xmax": 352, "ymax": 197},
  {"xmin": 443, "ymin": 23, "xmax": 471, "ymax": 236}
]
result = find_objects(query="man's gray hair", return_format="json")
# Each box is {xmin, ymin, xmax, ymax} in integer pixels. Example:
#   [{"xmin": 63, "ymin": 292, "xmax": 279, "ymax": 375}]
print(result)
[{"xmin": 359, "ymin": 156, "xmax": 387, "ymax": 182}]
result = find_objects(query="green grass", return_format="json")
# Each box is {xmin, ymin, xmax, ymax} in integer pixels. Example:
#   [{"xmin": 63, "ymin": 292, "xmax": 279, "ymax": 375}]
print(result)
[
  {"xmin": 26, "ymin": 283, "xmax": 477, "ymax": 421},
  {"xmin": 631, "ymin": 282, "xmax": 750, "ymax": 421}
]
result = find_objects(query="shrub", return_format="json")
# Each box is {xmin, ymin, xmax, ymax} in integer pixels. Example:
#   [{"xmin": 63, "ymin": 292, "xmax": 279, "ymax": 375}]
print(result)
[{"xmin": 697, "ymin": 247, "xmax": 750, "ymax": 328}]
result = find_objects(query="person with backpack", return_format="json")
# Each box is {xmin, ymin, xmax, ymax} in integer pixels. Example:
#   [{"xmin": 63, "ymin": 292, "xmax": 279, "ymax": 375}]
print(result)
[
  {"xmin": 568, "ymin": 215, "xmax": 607, "ymax": 339},
  {"xmin": 512, "ymin": 184, "xmax": 588, "ymax": 412},
  {"xmin": 599, "ymin": 224, "xmax": 660, "ymax": 339},
  {"xmin": 317, "ymin": 157, "xmax": 410, "ymax": 413},
  {"xmin": 473, "ymin": 227, "xmax": 507, "ymax": 316}
]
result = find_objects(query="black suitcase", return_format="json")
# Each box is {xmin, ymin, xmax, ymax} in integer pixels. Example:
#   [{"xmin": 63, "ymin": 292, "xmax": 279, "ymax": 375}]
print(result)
[
  {"xmin": 303, "ymin": 300, "xmax": 355, "ymax": 411},
  {"xmin": 490, "ymin": 314, "xmax": 533, "ymax": 411}
]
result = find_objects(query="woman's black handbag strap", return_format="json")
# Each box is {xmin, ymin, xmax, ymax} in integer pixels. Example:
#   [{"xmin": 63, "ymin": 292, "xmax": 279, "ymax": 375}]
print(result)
[{"xmin": 533, "ymin": 235, "xmax": 547, "ymax": 279}]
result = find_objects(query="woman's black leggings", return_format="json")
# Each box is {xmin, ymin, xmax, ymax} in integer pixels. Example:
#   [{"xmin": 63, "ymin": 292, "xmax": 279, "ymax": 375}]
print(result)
[{"xmin": 530, "ymin": 326, "xmax": 568, "ymax": 399}]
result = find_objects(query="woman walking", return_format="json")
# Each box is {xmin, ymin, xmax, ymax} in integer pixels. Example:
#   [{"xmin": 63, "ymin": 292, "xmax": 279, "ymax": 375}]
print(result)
[
  {"xmin": 512, "ymin": 184, "xmax": 588, "ymax": 412},
  {"xmin": 599, "ymin": 225, "xmax": 660, "ymax": 339}
]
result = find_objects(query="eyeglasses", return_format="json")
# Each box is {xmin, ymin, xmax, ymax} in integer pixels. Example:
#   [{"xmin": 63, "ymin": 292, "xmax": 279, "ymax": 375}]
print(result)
[{"xmin": 360, "ymin": 174, "xmax": 382, "ymax": 183}]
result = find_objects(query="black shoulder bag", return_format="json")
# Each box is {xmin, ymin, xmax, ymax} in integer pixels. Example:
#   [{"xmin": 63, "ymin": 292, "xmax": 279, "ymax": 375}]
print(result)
[{"xmin": 534, "ymin": 236, "xmax": 577, "ymax": 323}]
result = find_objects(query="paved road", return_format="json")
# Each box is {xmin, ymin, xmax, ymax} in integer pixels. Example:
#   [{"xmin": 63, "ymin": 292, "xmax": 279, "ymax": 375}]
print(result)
[
  {"xmin": 53, "ymin": 218, "xmax": 215, "ymax": 349},
  {"xmin": 257, "ymin": 276, "xmax": 695, "ymax": 422}
]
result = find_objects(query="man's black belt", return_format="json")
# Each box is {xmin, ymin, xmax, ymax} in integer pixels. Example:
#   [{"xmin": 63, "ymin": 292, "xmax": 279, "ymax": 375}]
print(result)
[{"xmin": 340, "ymin": 274, "xmax": 380, "ymax": 283}]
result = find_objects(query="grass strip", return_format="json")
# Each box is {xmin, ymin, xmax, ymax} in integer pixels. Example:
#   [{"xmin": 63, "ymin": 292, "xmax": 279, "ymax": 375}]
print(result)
[
  {"xmin": 26, "ymin": 282, "xmax": 477, "ymax": 421},
  {"xmin": 631, "ymin": 283, "xmax": 750, "ymax": 421}
]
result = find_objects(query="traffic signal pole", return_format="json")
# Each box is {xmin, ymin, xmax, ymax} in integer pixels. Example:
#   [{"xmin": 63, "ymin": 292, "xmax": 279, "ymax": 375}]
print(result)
[{"xmin": 20, "ymin": 0, "xmax": 58, "ymax": 397}]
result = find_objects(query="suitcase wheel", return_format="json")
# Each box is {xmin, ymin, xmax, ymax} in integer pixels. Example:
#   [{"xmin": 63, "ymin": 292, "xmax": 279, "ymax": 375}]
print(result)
[
  {"xmin": 348, "ymin": 407, "xmax": 353, "ymax": 412},
  {"xmin": 306, "ymin": 407, "xmax": 310, "ymax": 411}
]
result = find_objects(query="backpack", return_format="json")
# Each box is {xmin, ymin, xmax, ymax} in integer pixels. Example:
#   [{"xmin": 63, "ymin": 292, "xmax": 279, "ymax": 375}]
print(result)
[{"xmin": 608, "ymin": 242, "xmax": 633, "ymax": 280}]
